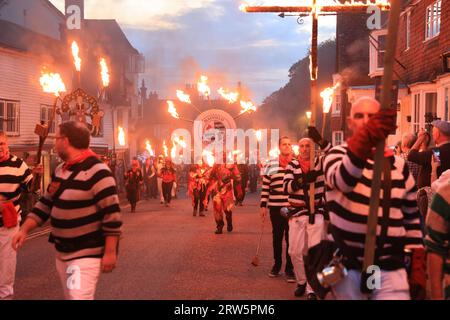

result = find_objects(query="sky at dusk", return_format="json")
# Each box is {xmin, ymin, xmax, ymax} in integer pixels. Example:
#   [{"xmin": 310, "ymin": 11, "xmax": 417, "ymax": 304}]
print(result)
[{"xmin": 50, "ymin": 0, "xmax": 336, "ymax": 104}]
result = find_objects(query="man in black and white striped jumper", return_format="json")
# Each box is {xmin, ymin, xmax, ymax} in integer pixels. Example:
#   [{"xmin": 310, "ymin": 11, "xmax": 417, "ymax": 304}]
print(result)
[
  {"xmin": 283, "ymin": 130, "xmax": 331, "ymax": 300},
  {"xmin": 260, "ymin": 136, "xmax": 295, "ymax": 281},
  {"xmin": 0, "ymin": 132, "xmax": 35, "ymax": 300},
  {"xmin": 13, "ymin": 121, "xmax": 122, "ymax": 300},
  {"xmin": 323, "ymin": 97, "xmax": 423, "ymax": 300}
]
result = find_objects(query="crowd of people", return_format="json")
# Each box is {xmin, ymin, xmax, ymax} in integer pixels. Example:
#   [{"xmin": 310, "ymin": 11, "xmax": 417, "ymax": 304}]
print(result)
[
  {"xmin": 259, "ymin": 97, "xmax": 449, "ymax": 300},
  {"xmin": 1, "ymin": 95, "xmax": 449, "ymax": 300}
]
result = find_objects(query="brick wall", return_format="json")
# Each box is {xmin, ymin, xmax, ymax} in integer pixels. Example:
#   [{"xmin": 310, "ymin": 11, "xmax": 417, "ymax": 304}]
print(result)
[{"xmin": 395, "ymin": 0, "xmax": 450, "ymax": 83}]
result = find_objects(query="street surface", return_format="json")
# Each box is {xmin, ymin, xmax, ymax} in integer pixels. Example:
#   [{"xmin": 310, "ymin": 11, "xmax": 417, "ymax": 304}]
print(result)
[{"xmin": 14, "ymin": 193, "xmax": 300, "ymax": 300}]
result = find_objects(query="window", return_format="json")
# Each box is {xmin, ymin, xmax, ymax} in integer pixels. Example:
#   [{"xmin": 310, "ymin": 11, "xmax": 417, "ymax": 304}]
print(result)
[
  {"xmin": 425, "ymin": 0, "xmax": 441, "ymax": 40},
  {"xmin": 369, "ymin": 30, "xmax": 387, "ymax": 77},
  {"xmin": 40, "ymin": 105, "xmax": 56, "ymax": 134},
  {"xmin": 332, "ymin": 131, "xmax": 344, "ymax": 146},
  {"xmin": 332, "ymin": 93, "xmax": 341, "ymax": 116},
  {"xmin": 413, "ymin": 94, "xmax": 420, "ymax": 133},
  {"xmin": 0, "ymin": 99, "xmax": 19, "ymax": 135},
  {"xmin": 405, "ymin": 12, "xmax": 411, "ymax": 50}
]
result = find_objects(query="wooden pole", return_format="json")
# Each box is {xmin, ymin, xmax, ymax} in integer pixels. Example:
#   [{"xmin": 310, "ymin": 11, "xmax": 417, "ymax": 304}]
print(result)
[
  {"xmin": 309, "ymin": 0, "xmax": 318, "ymax": 220},
  {"xmin": 363, "ymin": 0, "xmax": 402, "ymax": 272}
]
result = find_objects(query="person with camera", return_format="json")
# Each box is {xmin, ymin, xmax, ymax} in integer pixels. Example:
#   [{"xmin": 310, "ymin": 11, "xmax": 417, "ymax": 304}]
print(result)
[
  {"xmin": 260, "ymin": 136, "xmax": 295, "ymax": 282},
  {"xmin": 283, "ymin": 129, "xmax": 331, "ymax": 300},
  {"xmin": 322, "ymin": 97, "xmax": 423, "ymax": 300}
]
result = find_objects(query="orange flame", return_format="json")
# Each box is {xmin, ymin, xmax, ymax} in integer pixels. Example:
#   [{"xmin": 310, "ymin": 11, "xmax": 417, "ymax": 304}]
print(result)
[
  {"xmin": 320, "ymin": 82, "xmax": 340, "ymax": 113},
  {"xmin": 292, "ymin": 145, "xmax": 300, "ymax": 156},
  {"xmin": 145, "ymin": 140, "xmax": 155, "ymax": 157},
  {"xmin": 269, "ymin": 148, "xmax": 280, "ymax": 158},
  {"xmin": 218, "ymin": 87, "xmax": 239, "ymax": 104},
  {"xmin": 167, "ymin": 101, "xmax": 180, "ymax": 119},
  {"xmin": 202, "ymin": 150, "xmax": 215, "ymax": 167},
  {"xmin": 39, "ymin": 72, "xmax": 66, "ymax": 97},
  {"xmin": 118, "ymin": 126, "xmax": 126, "ymax": 146},
  {"xmin": 255, "ymin": 130, "xmax": 262, "ymax": 142},
  {"xmin": 240, "ymin": 100, "xmax": 257, "ymax": 114},
  {"xmin": 100, "ymin": 58, "xmax": 110, "ymax": 87},
  {"xmin": 197, "ymin": 75, "xmax": 211, "ymax": 97},
  {"xmin": 71, "ymin": 41, "xmax": 81, "ymax": 71},
  {"xmin": 170, "ymin": 141, "xmax": 177, "ymax": 159},
  {"xmin": 239, "ymin": 3, "xmax": 248, "ymax": 12},
  {"xmin": 176, "ymin": 90, "xmax": 192, "ymax": 104},
  {"xmin": 306, "ymin": 111, "xmax": 312, "ymax": 119},
  {"xmin": 173, "ymin": 135, "xmax": 187, "ymax": 148}
]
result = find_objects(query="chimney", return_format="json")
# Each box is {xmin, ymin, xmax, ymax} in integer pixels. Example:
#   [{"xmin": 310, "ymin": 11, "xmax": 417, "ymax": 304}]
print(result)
[{"xmin": 65, "ymin": 0, "xmax": 84, "ymax": 20}]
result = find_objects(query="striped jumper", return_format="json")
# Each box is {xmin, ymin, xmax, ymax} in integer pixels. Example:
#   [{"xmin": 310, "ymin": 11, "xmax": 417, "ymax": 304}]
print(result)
[
  {"xmin": 28, "ymin": 156, "xmax": 122, "ymax": 261},
  {"xmin": 323, "ymin": 144, "xmax": 424, "ymax": 270}
]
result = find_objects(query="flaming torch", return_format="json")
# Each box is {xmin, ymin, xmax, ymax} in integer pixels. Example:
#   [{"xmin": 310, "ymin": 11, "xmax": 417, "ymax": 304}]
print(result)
[
  {"xmin": 118, "ymin": 126, "xmax": 126, "ymax": 146},
  {"xmin": 71, "ymin": 41, "xmax": 81, "ymax": 86},
  {"xmin": 34, "ymin": 72, "xmax": 67, "ymax": 191},
  {"xmin": 167, "ymin": 101, "xmax": 180, "ymax": 119},
  {"xmin": 197, "ymin": 75, "xmax": 211, "ymax": 98},
  {"xmin": 218, "ymin": 87, "xmax": 239, "ymax": 104},
  {"xmin": 100, "ymin": 58, "xmax": 110, "ymax": 88},
  {"xmin": 145, "ymin": 140, "xmax": 155, "ymax": 157},
  {"xmin": 176, "ymin": 89, "xmax": 202, "ymax": 114},
  {"xmin": 202, "ymin": 150, "xmax": 215, "ymax": 167},
  {"xmin": 320, "ymin": 82, "xmax": 340, "ymax": 136}
]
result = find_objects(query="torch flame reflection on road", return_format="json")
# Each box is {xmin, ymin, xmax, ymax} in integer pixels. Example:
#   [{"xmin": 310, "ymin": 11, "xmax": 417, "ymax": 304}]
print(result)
[{"xmin": 40, "ymin": 72, "xmax": 66, "ymax": 97}]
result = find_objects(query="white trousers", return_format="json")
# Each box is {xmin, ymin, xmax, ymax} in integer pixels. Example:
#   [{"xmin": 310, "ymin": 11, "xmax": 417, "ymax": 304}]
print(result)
[
  {"xmin": 56, "ymin": 257, "xmax": 101, "ymax": 300},
  {"xmin": 288, "ymin": 215, "xmax": 325, "ymax": 293},
  {"xmin": 157, "ymin": 177, "xmax": 164, "ymax": 202},
  {"xmin": 332, "ymin": 268, "xmax": 410, "ymax": 300},
  {"xmin": 0, "ymin": 226, "xmax": 19, "ymax": 300}
]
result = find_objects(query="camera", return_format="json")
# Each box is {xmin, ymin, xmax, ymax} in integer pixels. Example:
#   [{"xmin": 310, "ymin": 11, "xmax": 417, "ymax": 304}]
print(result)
[{"xmin": 317, "ymin": 259, "xmax": 348, "ymax": 288}]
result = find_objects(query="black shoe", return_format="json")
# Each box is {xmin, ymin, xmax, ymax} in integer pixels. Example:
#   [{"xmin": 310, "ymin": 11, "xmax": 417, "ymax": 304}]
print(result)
[
  {"xmin": 307, "ymin": 293, "xmax": 317, "ymax": 300},
  {"xmin": 215, "ymin": 228, "xmax": 223, "ymax": 234},
  {"xmin": 294, "ymin": 284, "xmax": 306, "ymax": 297},
  {"xmin": 199, "ymin": 210, "xmax": 205, "ymax": 217},
  {"xmin": 268, "ymin": 267, "xmax": 281, "ymax": 278},
  {"xmin": 285, "ymin": 271, "xmax": 296, "ymax": 283}
]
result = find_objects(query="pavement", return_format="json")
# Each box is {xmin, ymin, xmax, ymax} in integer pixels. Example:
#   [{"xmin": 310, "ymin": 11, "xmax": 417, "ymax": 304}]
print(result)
[{"xmin": 14, "ymin": 192, "xmax": 303, "ymax": 300}]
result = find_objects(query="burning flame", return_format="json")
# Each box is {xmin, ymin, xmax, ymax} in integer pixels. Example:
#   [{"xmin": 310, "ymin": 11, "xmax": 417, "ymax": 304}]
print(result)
[
  {"xmin": 170, "ymin": 142, "xmax": 177, "ymax": 160},
  {"xmin": 173, "ymin": 136, "xmax": 187, "ymax": 148},
  {"xmin": 239, "ymin": 3, "xmax": 248, "ymax": 11},
  {"xmin": 240, "ymin": 100, "xmax": 257, "ymax": 114},
  {"xmin": 202, "ymin": 150, "xmax": 215, "ymax": 167},
  {"xmin": 269, "ymin": 148, "xmax": 280, "ymax": 159},
  {"xmin": 255, "ymin": 130, "xmax": 262, "ymax": 142},
  {"xmin": 306, "ymin": 111, "xmax": 312, "ymax": 119},
  {"xmin": 71, "ymin": 41, "xmax": 81, "ymax": 72},
  {"xmin": 163, "ymin": 140, "xmax": 169, "ymax": 157},
  {"xmin": 292, "ymin": 145, "xmax": 300, "ymax": 156},
  {"xmin": 176, "ymin": 90, "xmax": 192, "ymax": 104},
  {"xmin": 145, "ymin": 140, "xmax": 155, "ymax": 157},
  {"xmin": 218, "ymin": 87, "xmax": 239, "ymax": 104},
  {"xmin": 118, "ymin": 126, "xmax": 126, "ymax": 146},
  {"xmin": 197, "ymin": 75, "xmax": 211, "ymax": 97},
  {"xmin": 320, "ymin": 82, "xmax": 340, "ymax": 113},
  {"xmin": 100, "ymin": 58, "xmax": 110, "ymax": 87},
  {"xmin": 167, "ymin": 101, "xmax": 180, "ymax": 119},
  {"xmin": 40, "ymin": 72, "xmax": 66, "ymax": 97}
]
